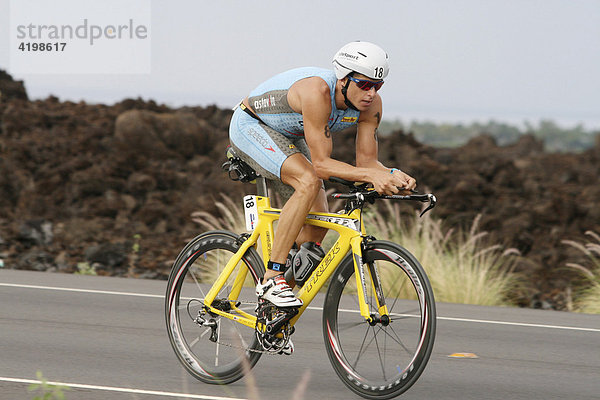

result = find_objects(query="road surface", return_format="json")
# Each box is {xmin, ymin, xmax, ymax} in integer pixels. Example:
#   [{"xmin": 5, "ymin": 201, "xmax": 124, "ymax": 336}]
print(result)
[{"xmin": 1, "ymin": 269, "xmax": 598, "ymax": 399}]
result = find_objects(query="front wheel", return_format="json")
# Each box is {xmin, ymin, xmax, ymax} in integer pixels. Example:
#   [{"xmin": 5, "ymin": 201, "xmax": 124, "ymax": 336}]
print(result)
[{"xmin": 323, "ymin": 240, "xmax": 436, "ymax": 399}]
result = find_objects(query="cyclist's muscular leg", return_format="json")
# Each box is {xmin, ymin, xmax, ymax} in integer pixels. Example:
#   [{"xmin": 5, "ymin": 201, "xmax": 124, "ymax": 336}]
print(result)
[
  {"xmin": 295, "ymin": 187, "xmax": 328, "ymax": 245},
  {"xmin": 263, "ymin": 153, "xmax": 321, "ymax": 282}
]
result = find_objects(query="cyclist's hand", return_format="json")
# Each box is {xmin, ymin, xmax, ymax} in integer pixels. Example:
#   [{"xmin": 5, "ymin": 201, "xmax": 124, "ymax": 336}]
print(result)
[
  {"xmin": 392, "ymin": 169, "xmax": 417, "ymax": 194},
  {"xmin": 371, "ymin": 169, "xmax": 417, "ymax": 196},
  {"xmin": 371, "ymin": 169, "xmax": 416, "ymax": 196}
]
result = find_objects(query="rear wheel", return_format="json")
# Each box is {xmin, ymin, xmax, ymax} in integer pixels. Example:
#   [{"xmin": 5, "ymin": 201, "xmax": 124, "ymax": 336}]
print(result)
[
  {"xmin": 165, "ymin": 231, "xmax": 264, "ymax": 384},
  {"xmin": 323, "ymin": 240, "xmax": 436, "ymax": 399}
]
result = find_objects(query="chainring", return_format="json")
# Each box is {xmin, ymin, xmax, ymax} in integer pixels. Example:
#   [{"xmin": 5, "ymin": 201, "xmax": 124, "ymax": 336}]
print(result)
[{"xmin": 255, "ymin": 301, "xmax": 297, "ymax": 353}]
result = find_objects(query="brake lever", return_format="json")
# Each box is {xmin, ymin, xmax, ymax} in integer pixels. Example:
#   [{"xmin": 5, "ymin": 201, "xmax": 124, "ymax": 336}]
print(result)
[{"xmin": 419, "ymin": 194, "xmax": 437, "ymax": 217}]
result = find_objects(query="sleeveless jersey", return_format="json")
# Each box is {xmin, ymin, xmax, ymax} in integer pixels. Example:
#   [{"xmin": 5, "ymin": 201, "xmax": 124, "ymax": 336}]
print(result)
[{"xmin": 247, "ymin": 67, "xmax": 360, "ymax": 138}]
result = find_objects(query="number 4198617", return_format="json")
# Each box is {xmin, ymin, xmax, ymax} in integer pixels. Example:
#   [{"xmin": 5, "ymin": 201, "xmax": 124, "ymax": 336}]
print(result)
[{"xmin": 18, "ymin": 42, "xmax": 67, "ymax": 51}]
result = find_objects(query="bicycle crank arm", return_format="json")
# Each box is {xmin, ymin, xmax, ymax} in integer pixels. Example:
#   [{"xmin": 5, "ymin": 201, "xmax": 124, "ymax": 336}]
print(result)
[{"xmin": 265, "ymin": 307, "xmax": 298, "ymax": 334}]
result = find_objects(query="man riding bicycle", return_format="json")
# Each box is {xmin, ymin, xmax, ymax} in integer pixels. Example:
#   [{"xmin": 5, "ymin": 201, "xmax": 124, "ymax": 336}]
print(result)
[{"xmin": 229, "ymin": 41, "xmax": 417, "ymax": 310}]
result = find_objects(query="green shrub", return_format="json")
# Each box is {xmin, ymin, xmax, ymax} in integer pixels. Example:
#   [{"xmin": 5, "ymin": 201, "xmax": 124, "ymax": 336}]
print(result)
[
  {"xmin": 75, "ymin": 262, "xmax": 96, "ymax": 276},
  {"xmin": 28, "ymin": 371, "xmax": 69, "ymax": 400}
]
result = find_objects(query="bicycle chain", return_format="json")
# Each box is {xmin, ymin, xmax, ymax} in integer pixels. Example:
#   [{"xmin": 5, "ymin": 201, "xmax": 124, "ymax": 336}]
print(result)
[
  {"xmin": 203, "ymin": 334, "xmax": 283, "ymax": 356},
  {"xmin": 194, "ymin": 299, "xmax": 291, "ymax": 356}
]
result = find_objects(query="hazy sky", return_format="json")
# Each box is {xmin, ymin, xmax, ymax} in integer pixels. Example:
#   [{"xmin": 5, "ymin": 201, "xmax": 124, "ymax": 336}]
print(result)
[{"xmin": 1, "ymin": 0, "xmax": 599, "ymax": 128}]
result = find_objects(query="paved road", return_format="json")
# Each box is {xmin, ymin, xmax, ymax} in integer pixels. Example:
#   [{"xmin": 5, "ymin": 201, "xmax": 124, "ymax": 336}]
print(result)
[{"xmin": 1, "ymin": 269, "xmax": 599, "ymax": 400}]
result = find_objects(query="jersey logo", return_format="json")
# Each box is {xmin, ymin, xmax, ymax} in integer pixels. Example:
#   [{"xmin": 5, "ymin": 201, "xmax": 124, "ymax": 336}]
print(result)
[
  {"xmin": 341, "ymin": 116, "xmax": 358, "ymax": 123},
  {"xmin": 254, "ymin": 94, "xmax": 276, "ymax": 110}
]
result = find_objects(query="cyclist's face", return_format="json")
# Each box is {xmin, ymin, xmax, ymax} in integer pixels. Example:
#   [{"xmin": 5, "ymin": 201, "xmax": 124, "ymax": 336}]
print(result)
[{"xmin": 345, "ymin": 73, "xmax": 380, "ymax": 111}]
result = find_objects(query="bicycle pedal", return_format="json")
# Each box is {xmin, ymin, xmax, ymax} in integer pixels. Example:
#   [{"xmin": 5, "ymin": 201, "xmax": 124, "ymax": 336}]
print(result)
[{"xmin": 265, "ymin": 308, "xmax": 298, "ymax": 334}]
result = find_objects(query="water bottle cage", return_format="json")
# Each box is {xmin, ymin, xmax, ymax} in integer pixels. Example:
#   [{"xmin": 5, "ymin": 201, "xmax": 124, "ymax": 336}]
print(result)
[
  {"xmin": 293, "ymin": 258, "xmax": 317, "ymax": 287},
  {"xmin": 285, "ymin": 243, "xmax": 325, "ymax": 287}
]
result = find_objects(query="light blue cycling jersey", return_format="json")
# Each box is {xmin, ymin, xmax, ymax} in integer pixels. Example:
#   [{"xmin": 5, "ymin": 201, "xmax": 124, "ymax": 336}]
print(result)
[
  {"xmin": 229, "ymin": 67, "xmax": 361, "ymax": 192},
  {"xmin": 247, "ymin": 67, "xmax": 360, "ymax": 137}
]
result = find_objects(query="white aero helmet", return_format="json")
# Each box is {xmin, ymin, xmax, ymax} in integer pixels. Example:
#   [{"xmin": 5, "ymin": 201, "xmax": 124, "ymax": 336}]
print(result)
[{"xmin": 332, "ymin": 41, "xmax": 389, "ymax": 80}]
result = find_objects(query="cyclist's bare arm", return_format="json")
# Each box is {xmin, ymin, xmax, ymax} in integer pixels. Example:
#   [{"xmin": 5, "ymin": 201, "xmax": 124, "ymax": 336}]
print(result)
[
  {"xmin": 355, "ymin": 100, "xmax": 417, "ymax": 193},
  {"xmin": 292, "ymin": 78, "xmax": 414, "ymax": 195}
]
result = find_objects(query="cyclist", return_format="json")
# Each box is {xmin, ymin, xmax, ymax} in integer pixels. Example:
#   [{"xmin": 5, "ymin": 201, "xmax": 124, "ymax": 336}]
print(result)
[{"xmin": 229, "ymin": 41, "xmax": 417, "ymax": 309}]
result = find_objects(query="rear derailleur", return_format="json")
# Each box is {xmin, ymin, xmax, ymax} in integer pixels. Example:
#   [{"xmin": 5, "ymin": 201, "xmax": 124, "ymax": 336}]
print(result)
[
  {"xmin": 189, "ymin": 298, "xmax": 240, "ymax": 343},
  {"xmin": 192, "ymin": 310, "xmax": 219, "ymax": 342}
]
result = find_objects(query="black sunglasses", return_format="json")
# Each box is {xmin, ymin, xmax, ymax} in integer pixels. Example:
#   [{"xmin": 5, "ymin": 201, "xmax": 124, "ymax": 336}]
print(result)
[{"xmin": 348, "ymin": 76, "xmax": 384, "ymax": 91}]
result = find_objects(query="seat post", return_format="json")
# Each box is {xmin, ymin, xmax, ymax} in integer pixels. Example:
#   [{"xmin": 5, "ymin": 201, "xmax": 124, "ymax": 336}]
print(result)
[{"xmin": 256, "ymin": 176, "xmax": 268, "ymax": 197}]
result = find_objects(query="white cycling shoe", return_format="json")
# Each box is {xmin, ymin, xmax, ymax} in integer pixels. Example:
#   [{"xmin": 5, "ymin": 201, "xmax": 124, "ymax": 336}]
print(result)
[{"xmin": 256, "ymin": 275, "xmax": 303, "ymax": 308}]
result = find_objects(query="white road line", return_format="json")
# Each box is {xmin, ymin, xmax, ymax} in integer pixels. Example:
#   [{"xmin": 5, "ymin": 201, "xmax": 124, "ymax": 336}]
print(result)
[
  {"xmin": 2, "ymin": 282, "xmax": 599, "ymax": 333},
  {"xmin": 436, "ymin": 315, "xmax": 600, "ymax": 332},
  {"xmin": 0, "ymin": 376, "xmax": 244, "ymax": 399},
  {"xmin": 0, "ymin": 282, "xmax": 163, "ymax": 298},
  {"xmin": 336, "ymin": 307, "xmax": 600, "ymax": 332}
]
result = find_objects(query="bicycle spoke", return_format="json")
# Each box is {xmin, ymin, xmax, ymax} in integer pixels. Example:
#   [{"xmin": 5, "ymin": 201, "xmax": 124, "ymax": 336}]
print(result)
[
  {"xmin": 345, "ymin": 318, "xmax": 413, "ymax": 379},
  {"xmin": 215, "ymin": 322, "xmax": 221, "ymax": 366},
  {"xmin": 336, "ymin": 320, "xmax": 368, "ymax": 331},
  {"xmin": 386, "ymin": 271, "xmax": 410, "ymax": 312},
  {"xmin": 389, "ymin": 308, "xmax": 422, "ymax": 320},
  {"xmin": 389, "ymin": 314, "xmax": 420, "ymax": 321},
  {"xmin": 189, "ymin": 336, "xmax": 200, "ymax": 348},
  {"xmin": 380, "ymin": 324, "xmax": 413, "ymax": 355},
  {"xmin": 351, "ymin": 325, "xmax": 373, "ymax": 369},
  {"xmin": 189, "ymin": 265, "xmax": 207, "ymax": 299},
  {"xmin": 200, "ymin": 328, "xmax": 211, "ymax": 339},
  {"xmin": 232, "ymin": 323, "xmax": 250, "ymax": 349},
  {"xmin": 369, "ymin": 324, "xmax": 388, "ymax": 380},
  {"xmin": 356, "ymin": 326, "xmax": 386, "ymax": 371}
]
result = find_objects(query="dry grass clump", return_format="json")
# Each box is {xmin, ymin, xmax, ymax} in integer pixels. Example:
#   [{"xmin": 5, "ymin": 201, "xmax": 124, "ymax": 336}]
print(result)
[
  {"xmin": 191, "ymin": 194, "xmax": 248, "ymax": 233},
  {"xmin": 563, "ymin": 231, "xmax": 600, "ymax": 314},
  {"xmin": 366, "ymin": 203, "xmax": 520, "ymax": 306}
]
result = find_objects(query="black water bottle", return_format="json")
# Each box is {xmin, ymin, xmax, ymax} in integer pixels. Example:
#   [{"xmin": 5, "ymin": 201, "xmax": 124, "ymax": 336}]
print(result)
[{"xmin": 284, "ymin": 242, "xmax": 325, "ymax": 287}]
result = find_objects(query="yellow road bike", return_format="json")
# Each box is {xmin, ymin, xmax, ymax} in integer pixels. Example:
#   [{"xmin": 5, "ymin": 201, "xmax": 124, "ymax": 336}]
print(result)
[{"xmin": 165, "ymin": 152, "xmax": 437, "ymax": 399}]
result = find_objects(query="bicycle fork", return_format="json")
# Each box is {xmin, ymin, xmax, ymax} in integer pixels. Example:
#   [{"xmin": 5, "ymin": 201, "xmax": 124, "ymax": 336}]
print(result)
[{"xmin": 351, "ymin": 237, "xmax": 390, "ymax": 325}]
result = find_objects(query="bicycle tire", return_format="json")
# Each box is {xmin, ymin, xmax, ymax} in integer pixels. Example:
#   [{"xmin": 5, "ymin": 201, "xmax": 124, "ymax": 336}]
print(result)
[
  {"xmin": 322, "ymin": 240, "xmax": 436, "ymax": 399},
  {"xmin": 165, "ymin": 230, "xmax": 265, "ymax": 384}
]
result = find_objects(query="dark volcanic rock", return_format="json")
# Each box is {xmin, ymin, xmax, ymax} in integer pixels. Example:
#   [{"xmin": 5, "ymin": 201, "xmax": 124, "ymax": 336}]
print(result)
[
  {"xmin": 0, "ymin": 70, "xmax": 28, "ymax": 101},
  {"xmin": 18, "ymin": 219, "xmax": 53, "ymax": 246},
  {"xmin": 84, "ymin": 243, "xmax": 127, "ymax": 267},
  {"xmin": 17, "ymin": 250, "xmax": 55, "ymax": 271}
]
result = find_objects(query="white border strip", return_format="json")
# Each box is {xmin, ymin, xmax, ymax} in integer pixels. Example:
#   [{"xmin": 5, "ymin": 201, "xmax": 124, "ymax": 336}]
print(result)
[
  {"xmin": 0, "ymin": 376, "xmax": 242, "ymax": 399},
  {"xmin": 2, "ymin": 282, "xmax": 599, "ymax": 332}
]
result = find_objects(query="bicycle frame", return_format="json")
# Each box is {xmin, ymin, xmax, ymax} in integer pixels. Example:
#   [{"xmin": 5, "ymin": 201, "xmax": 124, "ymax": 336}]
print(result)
[{"xmin": 202, "ymin": 194, "xmax": 388, "ymax": 330}]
